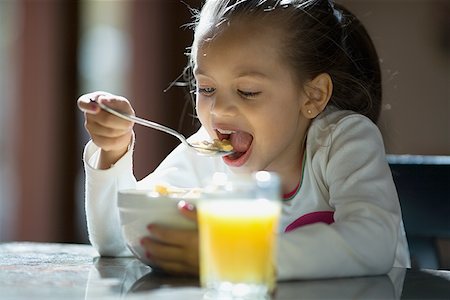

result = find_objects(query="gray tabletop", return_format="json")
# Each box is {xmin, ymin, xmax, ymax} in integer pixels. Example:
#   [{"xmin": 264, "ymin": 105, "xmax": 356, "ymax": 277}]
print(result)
[{"xmin": 1, "ymin": 242, "xmax": 449, "ymax": 299}]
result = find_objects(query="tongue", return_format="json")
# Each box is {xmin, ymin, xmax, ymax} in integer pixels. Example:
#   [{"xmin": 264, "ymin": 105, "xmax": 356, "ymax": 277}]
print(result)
[{"xmin": 230, "ymin": 132, "xmax": 253, "ymax": 153}]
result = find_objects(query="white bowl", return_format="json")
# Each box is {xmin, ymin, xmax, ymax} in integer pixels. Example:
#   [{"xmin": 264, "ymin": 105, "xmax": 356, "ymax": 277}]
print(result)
[{"xmin": 118, "ymin": 189, "xmax": 200, "ymax": 266}]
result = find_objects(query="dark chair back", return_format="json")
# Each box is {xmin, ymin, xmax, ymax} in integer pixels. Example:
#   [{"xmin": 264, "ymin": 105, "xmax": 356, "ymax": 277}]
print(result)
[{"xmin": 388, "ymin": 155, "xmax": 450, "ymax": 269}]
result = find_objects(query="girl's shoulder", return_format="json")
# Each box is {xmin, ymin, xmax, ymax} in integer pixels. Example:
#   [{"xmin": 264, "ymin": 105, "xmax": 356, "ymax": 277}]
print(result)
[
  {"xmin": 310, "ymin": 106, "xmax": 381, "ymax": 140},
  {"xmin": 305, "ymin": 107, "xmax": 388, "ymax": 183},
  {"xmin": 315, "ymin": 106, "xmax": 377, "ymax": 129},
  {"xmin": 307, "ymin": 106, "xmax": 384, "ymax": 154}
]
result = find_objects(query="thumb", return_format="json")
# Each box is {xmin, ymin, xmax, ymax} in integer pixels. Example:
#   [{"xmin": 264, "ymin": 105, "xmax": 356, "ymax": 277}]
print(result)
[
  {"xmin": 177, "ymin": 200, "xmax": 197, "ymax": 221},
  {"xmin": 77, "ymin": 96, "xmax": 100, "ymax": 114}
]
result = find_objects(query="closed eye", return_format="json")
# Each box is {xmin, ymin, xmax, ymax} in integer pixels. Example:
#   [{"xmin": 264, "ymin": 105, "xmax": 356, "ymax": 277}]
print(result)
[
  {"xmin": 197, "ymin": 87, "xmax": 216, "ymax": 97},
  {"xmin": 238, "ymin": 89, "xmax": 261, "ymax": 99}
]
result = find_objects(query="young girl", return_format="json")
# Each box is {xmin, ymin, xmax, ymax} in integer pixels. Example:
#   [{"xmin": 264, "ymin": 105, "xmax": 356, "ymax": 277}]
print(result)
[{"xmin": 78, "ymin": 0, "xmax": 410, "ymax": 280}]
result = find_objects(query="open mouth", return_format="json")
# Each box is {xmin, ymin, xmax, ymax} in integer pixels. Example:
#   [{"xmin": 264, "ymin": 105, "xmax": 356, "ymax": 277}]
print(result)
[{"xmin": 216, "ymin": 128, "xmax": 253, "ymax": 163}]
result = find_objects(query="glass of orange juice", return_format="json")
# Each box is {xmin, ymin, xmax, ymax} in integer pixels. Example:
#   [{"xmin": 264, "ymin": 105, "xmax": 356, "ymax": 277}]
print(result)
[{"xmin": 198, "ymin": 171, "xmax": 281, "ymax": 299}]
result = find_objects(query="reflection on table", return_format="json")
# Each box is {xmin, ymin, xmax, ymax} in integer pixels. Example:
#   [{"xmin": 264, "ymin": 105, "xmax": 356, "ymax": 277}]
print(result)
[{"xmin": 1, "ymin": 243, "xmax": 450, "ymax": 299}]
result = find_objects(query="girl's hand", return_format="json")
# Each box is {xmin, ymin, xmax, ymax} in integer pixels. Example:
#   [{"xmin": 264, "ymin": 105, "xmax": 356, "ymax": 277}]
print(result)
[
  {"xmin": 140, "ymin": 201, "xmax": 199, "ymax": 276},
  {"xmin": 77, "ymin": 91, "xmax": 135, "ymax": 169}
]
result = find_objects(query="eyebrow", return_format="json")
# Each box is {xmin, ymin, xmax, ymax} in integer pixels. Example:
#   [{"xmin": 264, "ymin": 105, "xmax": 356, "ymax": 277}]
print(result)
[
  {"xmin": 236, "ymin": 70, "xmax": 270, "ymax": 79},
  {"xmin": 194, "ymin": 68, "xmax": 270, "ymax": 80}
]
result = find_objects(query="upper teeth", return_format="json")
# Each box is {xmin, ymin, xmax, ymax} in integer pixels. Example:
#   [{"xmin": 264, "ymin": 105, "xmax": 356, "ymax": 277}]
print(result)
[{"xmin": 217, "ymin": 129, "xmax": 236, "ymax": 134}]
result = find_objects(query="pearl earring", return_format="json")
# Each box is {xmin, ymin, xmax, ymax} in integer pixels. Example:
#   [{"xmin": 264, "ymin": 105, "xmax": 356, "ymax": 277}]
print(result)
[{"xmin": 307, "ymin": 109, "xmax": 312, "ymax": 115}]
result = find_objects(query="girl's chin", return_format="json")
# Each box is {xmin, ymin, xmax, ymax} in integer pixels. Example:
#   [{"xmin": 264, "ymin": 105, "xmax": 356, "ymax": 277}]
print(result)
[{"xmin": 222, "ymin": 144, "xmax": 253, "ymax": 168}]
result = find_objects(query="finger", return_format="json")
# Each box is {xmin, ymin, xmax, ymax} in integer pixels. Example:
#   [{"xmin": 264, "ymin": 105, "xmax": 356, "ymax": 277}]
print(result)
[
  {"xmin": 93, "ymin": 95, "xmax": 135, "ymax": 129},
  {"xmin": 85, "ymin": 116, "xmax": 132, "ymax": 138},
  {"xmin": 140, "ymin": 237, "xmax": 196, "ymax": 275},
  {"xmin": 142, "ymin": 227, "xmax": 199, "ymax": 275},
  {"xmin": 77, "ymin": 91, "xmax": 112, "ymax": 114},
  {"xmin": 147, "ymin": 224, "xmax": 196, "ymax": 248},
  {"xmin": 86, "ymin": 109, "xmax": 134, "ymax": 131},
  {"xmin": 78, "ymin": 99, "xmax": 100, "ymax": 114},
  {"xmin": 141, "ymin": 238, "xmax": 185, "ymax": 264},
  {"xmin": 177, "ymin": 200, "xmax": 198, "ymax": 221},
  {"xmin": 98, "ymin": 94, "xmax": 135, "ymax": 115}
]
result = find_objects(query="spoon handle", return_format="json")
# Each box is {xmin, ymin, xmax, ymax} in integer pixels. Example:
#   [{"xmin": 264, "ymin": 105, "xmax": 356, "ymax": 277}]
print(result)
[{"xmin": 90, "ymin": 99, "xmax": 190, "ymax": 147}]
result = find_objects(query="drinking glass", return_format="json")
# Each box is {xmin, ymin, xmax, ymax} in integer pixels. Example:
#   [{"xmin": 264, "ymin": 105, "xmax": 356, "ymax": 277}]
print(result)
[{"xmin": 198, "ymin": 171, "xmax": 281, "ymax": 299}]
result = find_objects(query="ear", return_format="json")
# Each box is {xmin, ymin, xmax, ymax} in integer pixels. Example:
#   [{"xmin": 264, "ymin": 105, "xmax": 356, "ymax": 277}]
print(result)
[{"xmin": 301, "ymin": 73, "xmax": 333, "ymax": 119}]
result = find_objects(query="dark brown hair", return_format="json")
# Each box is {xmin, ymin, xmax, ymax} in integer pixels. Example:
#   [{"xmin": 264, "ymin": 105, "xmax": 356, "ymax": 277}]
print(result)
[{"xmin": 189, "ymin": 0, "xmax": 382, "ymax": 123}]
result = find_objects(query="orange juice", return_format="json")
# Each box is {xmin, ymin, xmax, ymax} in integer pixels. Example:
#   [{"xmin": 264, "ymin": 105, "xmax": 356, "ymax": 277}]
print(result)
[{"xmin": 198, "ymin": 199, "xmax": 281, "ymax": 294}]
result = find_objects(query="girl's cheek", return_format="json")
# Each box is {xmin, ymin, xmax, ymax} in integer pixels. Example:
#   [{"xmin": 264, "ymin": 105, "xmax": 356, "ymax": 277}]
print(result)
[
  {"xmin": 195, "ymin": 100, "xmax": 204, "ymax": 120},
  {"xmin": 196, "ymin": 99, "xmax": 211, "ymax": 127}
]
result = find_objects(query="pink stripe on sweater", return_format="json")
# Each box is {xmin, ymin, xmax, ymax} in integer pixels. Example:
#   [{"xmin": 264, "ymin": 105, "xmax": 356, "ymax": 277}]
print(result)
[{"xmin": 285, "ymin": 211, "xmax": 335, "ymax": 232}]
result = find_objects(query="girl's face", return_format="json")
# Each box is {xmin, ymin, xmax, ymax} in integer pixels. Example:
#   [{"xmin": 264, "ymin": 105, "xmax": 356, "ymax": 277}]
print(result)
[{"xmin": 194, "ymin": 19, "xmax": 311, "ymax": 175}]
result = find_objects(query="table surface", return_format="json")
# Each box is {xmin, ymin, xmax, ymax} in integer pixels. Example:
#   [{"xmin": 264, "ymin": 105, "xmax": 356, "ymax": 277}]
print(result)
[{"xmin": 1, "ymin": 242, "xmax": 449, "ymax": 300}]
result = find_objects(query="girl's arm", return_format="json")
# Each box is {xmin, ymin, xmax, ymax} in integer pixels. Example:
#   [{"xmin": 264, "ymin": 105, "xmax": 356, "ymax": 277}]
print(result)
[
  {"xmin": 84, "ymin": 139, "xmax": 136, "ymax": 257},
  {"xmin": 79, "ymin": 92, "xmax": 137, "ymax": 256},
  {"xmin": 276, "ymin": 115, "xmax": 409, "ymax": 280}
]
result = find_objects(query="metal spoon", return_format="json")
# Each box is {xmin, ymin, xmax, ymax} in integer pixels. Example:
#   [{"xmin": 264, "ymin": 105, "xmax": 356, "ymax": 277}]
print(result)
[{"xmin": 90, "ymin": 99, "xmax": 233, "ymax": 157}]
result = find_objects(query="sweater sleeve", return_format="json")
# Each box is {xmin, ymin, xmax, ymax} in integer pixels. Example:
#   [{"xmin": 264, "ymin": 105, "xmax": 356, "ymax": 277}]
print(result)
[
  {"xmin": 83, "ymin": 140, "xmax": 136, "ymax": 257},
  {"xmin": 277, "ymin": 115, "xmax": 403, "ymax": 280}
]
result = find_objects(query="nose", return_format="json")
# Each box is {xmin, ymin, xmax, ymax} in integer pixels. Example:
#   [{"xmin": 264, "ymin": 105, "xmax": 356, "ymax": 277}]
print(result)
[{"xmin": 210, "ymin": 94, "xmax": 238, "ymax": 118}]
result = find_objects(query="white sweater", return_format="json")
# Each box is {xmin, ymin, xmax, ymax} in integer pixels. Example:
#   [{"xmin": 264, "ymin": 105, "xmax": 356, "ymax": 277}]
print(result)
[{"xmin": 83, "ymin": 108, "xmax": 410, "ymax": 280}]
